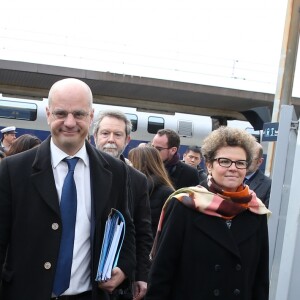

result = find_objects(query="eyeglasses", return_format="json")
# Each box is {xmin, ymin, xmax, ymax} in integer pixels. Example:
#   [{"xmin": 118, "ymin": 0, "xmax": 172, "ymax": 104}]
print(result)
[
  {"xmin": 152, "ymin": 145, "xmax": 171, "ymax": 152},
  {"xmin": 213, "ymin": 157, "xmax": 248, "ymax": 169},
  {"xmin": 51, "ymin": 110, "xmax": 90, "ymax": 121}
]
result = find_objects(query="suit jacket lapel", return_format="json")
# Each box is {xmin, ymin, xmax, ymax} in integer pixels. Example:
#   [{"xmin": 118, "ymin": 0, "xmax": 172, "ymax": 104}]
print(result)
[
  {"xmin": 230, "ymin": 210, "xmax": 261, "ymax": 245},
  {"xmin": 193, "ymin": 210, "xmax": 262, "ymax": 258},
  {"xmin": 31, "ymin": 136, "xmax": 60, "ymax": 215},
  {"xmin": 31, "ymin": 139, "xmax": 114, "ymax": 222},
  {"xmin": 86, "ymin": 143, "xmax": 113, "ymax": 226},
  {"xmin": 193, "ymin": 214, "xmax": 241, "ymax": 258},
  {"xmin": 249, "ymin": 170, "xmax": 263, "ymax": 190}
]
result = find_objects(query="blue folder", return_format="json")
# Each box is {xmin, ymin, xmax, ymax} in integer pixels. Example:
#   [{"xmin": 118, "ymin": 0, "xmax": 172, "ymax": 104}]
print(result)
[{"xmin": 95, "ymin": 208, "xmax": 126, "ymax": 282}]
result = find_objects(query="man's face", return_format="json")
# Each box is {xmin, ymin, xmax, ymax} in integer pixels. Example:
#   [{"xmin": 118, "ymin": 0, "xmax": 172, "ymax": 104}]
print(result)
[
  {"xmin": 247, "ymin": 152, "xmax": 263, "ymax": 174},
  {"xmin": 94, "ymin": 116, "xmax": 130, "ymax": 158},
  {"xmin": 46, "ymin": 83, "xmax": 94, "ymax": 156},
  {"xmin": 183, "ymin": 150, "xmax": 201, "ymax": 168},
  {"xmin": 151, "ymin": 134, "xmax": 177, "ymax": 163},
  {"xmin": 4, "ymin": 133, "xmax": 16, "ymax": 146}
]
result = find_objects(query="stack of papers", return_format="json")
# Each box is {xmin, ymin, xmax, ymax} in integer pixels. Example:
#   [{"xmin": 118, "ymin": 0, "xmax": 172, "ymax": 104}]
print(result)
[{"xmin": 95, "ymin": 209, "xmax": 125, "ymax": 282}]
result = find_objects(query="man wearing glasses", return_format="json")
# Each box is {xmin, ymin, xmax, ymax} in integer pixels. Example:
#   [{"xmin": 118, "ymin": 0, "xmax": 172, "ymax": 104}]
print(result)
[
  {"xmin": 0, "ymin": 126, "xmax": 17, "ymax": 153},
  {"xmin": 0, "ymin": 78, "xmax": 135, "ymax": 300},
  {"xmin": 152, "ymin": 129, "xmax": 199, "ymax": 189}
]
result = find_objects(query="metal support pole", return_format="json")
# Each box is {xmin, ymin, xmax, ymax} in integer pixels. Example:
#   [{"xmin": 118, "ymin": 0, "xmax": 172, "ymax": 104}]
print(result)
[
  {"xmin": 265, "ymin": 0, "xmax": 300, "ymax": 177},
  {"xmin": 268, "ymin": 105, "xmax": 298, "ymax": 300}
]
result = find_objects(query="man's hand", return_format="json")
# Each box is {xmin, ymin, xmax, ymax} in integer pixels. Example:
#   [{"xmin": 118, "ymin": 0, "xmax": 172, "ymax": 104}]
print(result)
[
  {"xmin": 133, "ymin": 281, "xmax": 147, "ymax": 300},
  {"xmin": 98, "ymin": 267, "xmax": 126, "ymax": 294}
]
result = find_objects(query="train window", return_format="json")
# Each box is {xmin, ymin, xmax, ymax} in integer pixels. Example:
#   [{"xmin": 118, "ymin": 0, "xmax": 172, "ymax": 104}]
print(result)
[
  {"xmin": 125, "ymin": 113, "xmax": 137, "ymax": 132},
  {"xmin": 0, "ymin": 100, "xmax": 37, "ymax": 121},
  {"xmin": 148, "ymin": 116, "xmax": 164, "ymax": 134}
]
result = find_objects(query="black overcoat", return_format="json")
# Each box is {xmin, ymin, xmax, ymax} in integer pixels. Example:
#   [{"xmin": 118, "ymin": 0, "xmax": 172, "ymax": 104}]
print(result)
[
  {"xmin": 0, "ymin": 137, "xmax": 135, "ymax": 300},
  {"xmin": 146, "ymin": 199, "xmax": 269, "ymax": 300},
  {"xmin": 246, "ymin": 169, "xmax": 272, "ymax": 208},
  {"xmin": 125, "ymin": 164, "xmax": 153, "ymax": 282},
  {"xmin": 168, "ymin": 160, "xmax": 199, "ymax": 189}
]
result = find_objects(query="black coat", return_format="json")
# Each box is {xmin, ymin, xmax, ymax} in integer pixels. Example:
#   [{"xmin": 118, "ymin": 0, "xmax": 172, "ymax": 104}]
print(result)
[
  {"xmin": 146, "ymin": 199, "xmax": 269, "ymax": 300},
  {"xmin": 246, "ymin": 170, "xmax": 272, "ymax": 208},
  {"xmin": 167, "ymin": 160, "xmax": 199, "ymax": 189},
  {"xmin": 125, "ymin": 163, "xmax": 153, "ymax": 282},
  {"xmin": 0, "ymin": 137, "xmax": 136, "ymax": 300},
  {"xmin": 147, "ymin": 177, "xmax": 174, "ymax": 237},
  {"xmin": 198, "ymin": 167, "xmax": 207, "ymax": 184}
]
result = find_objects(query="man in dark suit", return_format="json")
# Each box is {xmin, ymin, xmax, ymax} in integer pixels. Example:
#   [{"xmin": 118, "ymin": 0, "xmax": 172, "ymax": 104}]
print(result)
[
  {"xmin": 245, "ymin": 142, "xmax": 272, "ymax": 207},
  {"xmin": 93, "ymin": 110, "xmax": 153, "ymax": 300},
  {"xmin": 0, "ymin": 78, "xmax": 135, "ymax": 300},
  {"xmin": 151, "ymin": 129, "xmax": 199, "ymax": 189}
]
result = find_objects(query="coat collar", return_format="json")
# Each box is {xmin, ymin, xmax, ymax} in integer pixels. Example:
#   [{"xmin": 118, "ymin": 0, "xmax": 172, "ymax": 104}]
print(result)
[
  {"xmin": 86, "ymin": 143, "xmax": 113, "ymax": 224},
  {"xmin": 193, "ymin": 210, "xmax": 261, "ymax": 258},
  {"xmin": 31, "ymin": 137, "xmax": 113, "ymax": 220}
]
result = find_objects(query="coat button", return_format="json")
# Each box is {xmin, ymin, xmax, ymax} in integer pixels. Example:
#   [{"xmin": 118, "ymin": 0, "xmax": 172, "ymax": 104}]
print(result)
[
  {"xmin": 213, "ymin": 289, "xmax": 220, "ymax": 296},
  {"xmin": 233, "ymin": 289, "xmax": 240, "ymax": 296},
  {"xmin": 235, "ymin": 264, "xmax": 242, "ymax": 271},
  {"xmin": 214, "ymin": 264, "xmax": 221, "ymax": 271},
  {"xmin": 44, "ymin": 262, "xmax": 52, "ymax": 269},
  {"xmin": 52, "ymin": 223, "xmax": 59, "ymax": 230}
]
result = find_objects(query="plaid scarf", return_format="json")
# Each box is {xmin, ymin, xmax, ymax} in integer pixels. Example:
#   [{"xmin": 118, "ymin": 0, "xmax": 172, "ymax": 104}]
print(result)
[{"xmin": 150, "ymin": 177, "xmax": 271, "ymax": 260}]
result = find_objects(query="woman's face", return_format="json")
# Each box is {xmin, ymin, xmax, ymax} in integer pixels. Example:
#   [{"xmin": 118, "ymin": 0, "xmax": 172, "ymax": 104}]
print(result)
[{"xmin": 206, "ymin": 146, "xmax": 247, "ymax": 192}]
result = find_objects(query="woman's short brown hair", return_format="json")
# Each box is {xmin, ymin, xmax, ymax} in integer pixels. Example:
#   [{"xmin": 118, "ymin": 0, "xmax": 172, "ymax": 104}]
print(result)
[{"xmin": 201, "ymin": 126, "xmax": 257, "ymax": 165}]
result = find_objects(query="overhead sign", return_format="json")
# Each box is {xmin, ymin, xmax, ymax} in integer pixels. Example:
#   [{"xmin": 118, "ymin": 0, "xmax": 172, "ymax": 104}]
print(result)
[{"xmin": 262, "ymin": 122, "xmax": 279, "ymax": 141}]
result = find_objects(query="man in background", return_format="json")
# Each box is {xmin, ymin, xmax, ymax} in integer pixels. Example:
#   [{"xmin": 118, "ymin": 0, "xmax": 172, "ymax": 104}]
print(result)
[
  {"xmin": 245, "ymin": 142, "xmax": 272, "ymax": 207},
  {"xmin": 183, "ymin": 145, "xmax": 207, "ymax": 184},
  {"xmin": 152, "ymin": 129, "xmax": 199, "ymax": 189},
  {"xmin": 93, "ymin": 110, "xmax": 153, "ymax": 300},
  {"xmin": 0, "ymin": 126, "xmax": 17, "ymax": 153}
]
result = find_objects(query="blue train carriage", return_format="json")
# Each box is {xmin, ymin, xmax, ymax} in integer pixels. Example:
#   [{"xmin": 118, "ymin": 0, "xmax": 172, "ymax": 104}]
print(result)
[{"xmin": 0, "ymin": 94, "xmax": 259, "ymax": 159}]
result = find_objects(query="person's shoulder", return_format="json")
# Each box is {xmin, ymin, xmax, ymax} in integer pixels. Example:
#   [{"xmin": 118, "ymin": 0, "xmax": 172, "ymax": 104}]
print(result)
[
  {"xmin": 157, "ymin": 184, "xmax": 174, "ymax": 195},
  {"xmin": 0, "ymin": 147, "xmax": 39, "ymax": 176},
  {"xmin": 152, "ymin": 183, "xmax": 174, "ymax": 198},
  {"xmin": 257, "ymin": 169, "xmax": 272, "ymax": 183},
  {"xmin": 128, "ymin": 164, "xmax": 147, "ymax": 180},
  {"xmin": 5, "ymin": 145, "xmax": 39, "ymax": 162},
  {"xmin": 177, "ymin": 160, "xmax": 199, "ymax": 175},
  {"xmin": 164, "ymin": 197, "xmax": 197, "ymax": 222}
]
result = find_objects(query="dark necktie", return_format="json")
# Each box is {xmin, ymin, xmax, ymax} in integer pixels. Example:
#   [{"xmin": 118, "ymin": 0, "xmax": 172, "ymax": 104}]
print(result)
[{"xmin": 53, "ymin": 157, "xmax": 79, "ymax": 296}]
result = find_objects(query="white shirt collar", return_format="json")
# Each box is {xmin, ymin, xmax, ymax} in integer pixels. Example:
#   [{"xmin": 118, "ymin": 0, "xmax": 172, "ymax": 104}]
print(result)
[{"xmin": 50, "ymin": 139, "xmax": 89, "ymax": 168}]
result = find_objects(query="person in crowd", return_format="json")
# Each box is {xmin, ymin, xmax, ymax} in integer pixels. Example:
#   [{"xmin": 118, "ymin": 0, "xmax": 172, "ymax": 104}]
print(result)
[
  {"xmin": 0, "ymin": 78, "xmax": 135, "ymax": 300},
  {"xmin": 93, "ymin": 110, "xmax": 153, "ymax": 300},
  {"xmin": 0, "ymin": 126, "xmax": 17, "ymax": 153},
  {"xmin": 182, "ymin": 145, "xmax": 207, "ymax": 184},
  {"xmin": 151, "ymin": 129, "xmax": 199, "ymax": 189},
  {"xmin": 0, "ymin": 150, "xmax": 5, "ymax": 161},
  {"xmin": 146, "ymin": 126, "xmax": 271, "ymax": 300},
  {"xmin": 5, "ymin": 134, "xmax": 41, "ymax": 156},
  {"xmin": 128, "ymin": 146, "xmax": 175, "ymax": 238},
  {"xmin": 244, "ymin": 142, "xmax": 272, "ymax": 208}
]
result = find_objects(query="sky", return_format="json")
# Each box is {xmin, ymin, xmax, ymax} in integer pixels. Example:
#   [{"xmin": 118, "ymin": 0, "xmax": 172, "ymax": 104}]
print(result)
[{"xmin": 1, "ymin": 0, "xmax": 299, "ymax": 98}]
